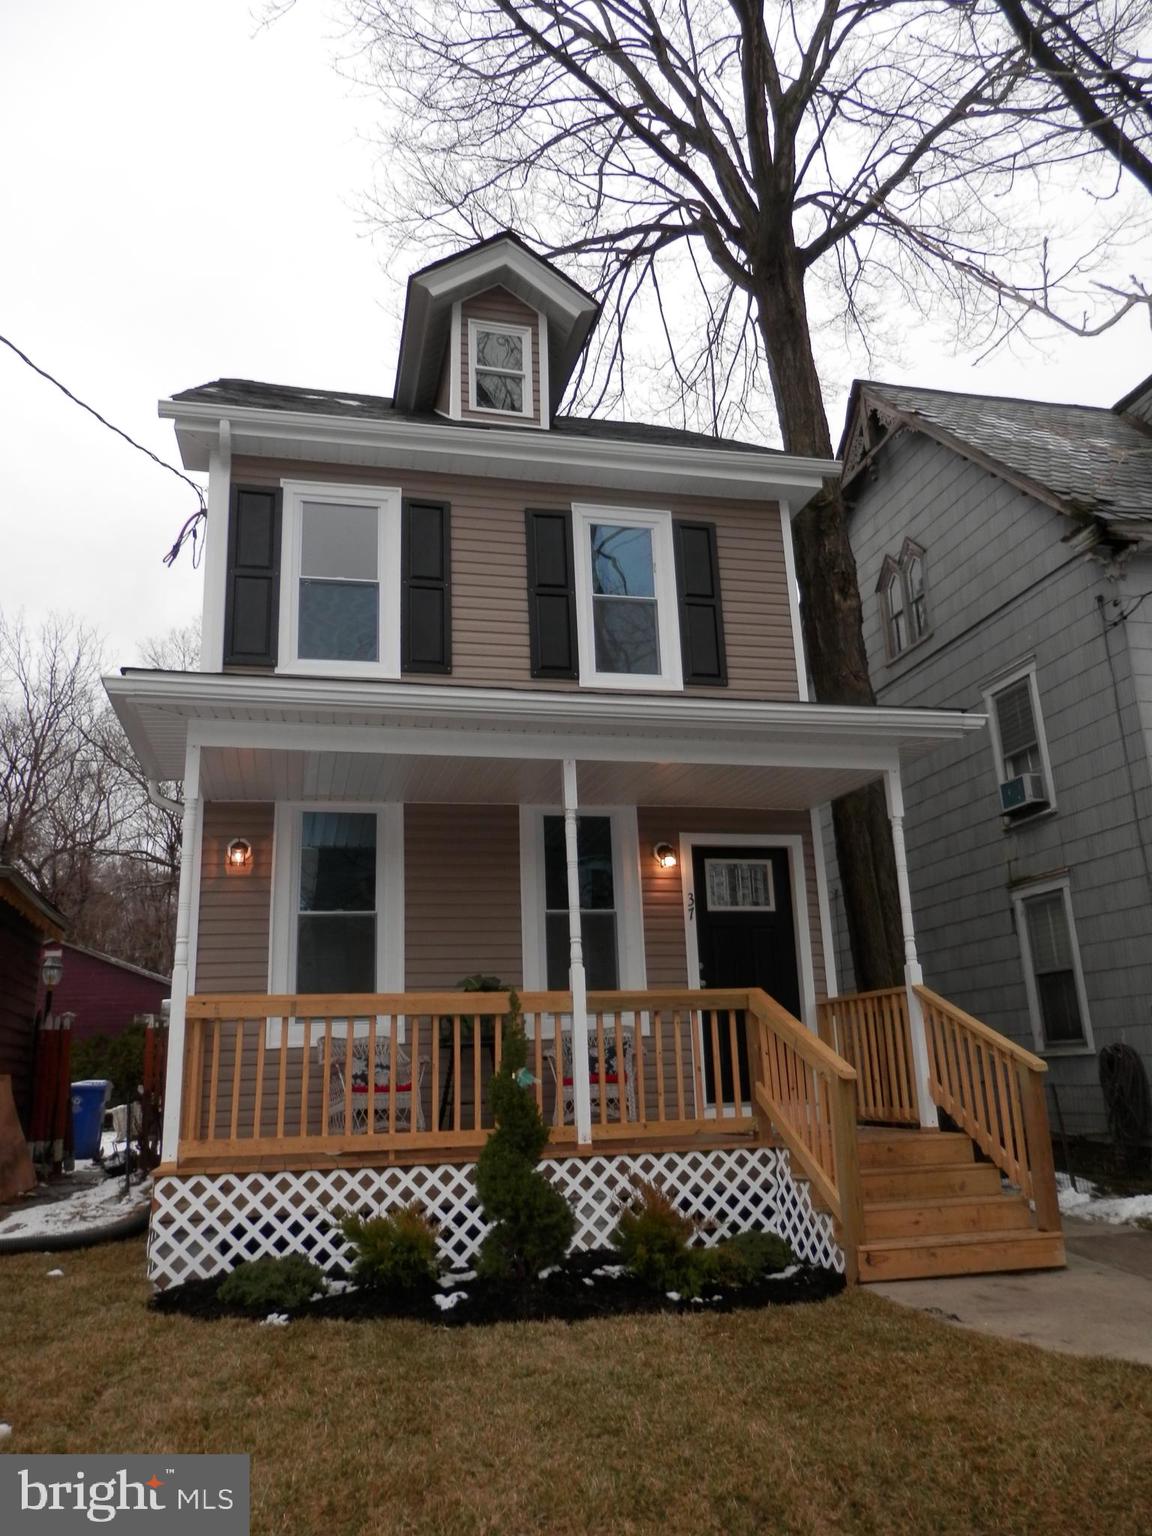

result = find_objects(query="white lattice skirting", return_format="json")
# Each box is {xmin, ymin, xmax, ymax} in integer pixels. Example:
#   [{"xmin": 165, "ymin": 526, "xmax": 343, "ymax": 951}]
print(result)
[{"xmin": 148, "ymin": 1148, "xmax": 842, "ymax": 1288}]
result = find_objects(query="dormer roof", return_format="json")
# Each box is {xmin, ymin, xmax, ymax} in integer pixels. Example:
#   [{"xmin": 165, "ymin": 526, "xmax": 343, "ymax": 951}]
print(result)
[{"xmin": 392, "ymin": 231, "xmax": 599, "ymax": 417}]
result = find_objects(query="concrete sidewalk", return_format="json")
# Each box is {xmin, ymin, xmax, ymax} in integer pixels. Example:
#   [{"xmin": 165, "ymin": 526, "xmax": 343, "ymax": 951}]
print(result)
[{"xmin": 868, "ymin": 1219, "xmax": 1152, "ymax": 1366}]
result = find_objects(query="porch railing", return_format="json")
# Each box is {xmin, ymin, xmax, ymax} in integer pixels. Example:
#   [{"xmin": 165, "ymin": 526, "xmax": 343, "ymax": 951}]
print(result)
[
  {"xmin": 746, "ymin": 988, "xmax": 863, "ymax": 1282},
  {"xmin": 178, "ymin": 989, "xmax": 757, "ymax": 1161},
  {"xmin": 816, "ymin": 987, "xmax": 919, "ymax": 1126},
  {"xmin": 917, "ymin": 985, "xmax": 1061, "ymax": 1229}
]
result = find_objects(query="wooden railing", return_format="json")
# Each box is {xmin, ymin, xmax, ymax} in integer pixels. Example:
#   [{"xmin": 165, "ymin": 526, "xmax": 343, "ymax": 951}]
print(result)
[
  {"xmin": 816, "ymin": 987, "xmax": 919, "ymax": 1126},
  {"xmin": 178, "ymin": 989, "xmax": 756, "ymax": 1161},
  {"xmin": 747, "ymin": 988, "xmax": 864, "ymax": 1282},
  {"xmin": 917, "ymin": 986, "xmax": 1060, "ymax": 1230}
]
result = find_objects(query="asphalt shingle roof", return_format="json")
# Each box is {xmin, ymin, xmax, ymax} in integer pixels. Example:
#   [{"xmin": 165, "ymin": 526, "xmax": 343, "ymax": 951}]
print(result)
[
  {"xmin": 171, "ymin": 378, "xmax": 781, "ymax": 456},
  {"xmin": 860, "ymin": 381, "xmax": 1152, "ymax": 527}
]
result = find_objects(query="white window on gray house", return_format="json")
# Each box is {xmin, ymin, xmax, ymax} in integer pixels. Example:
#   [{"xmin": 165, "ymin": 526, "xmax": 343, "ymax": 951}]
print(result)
[
  {"xmin": 542, "ymin": 814, "xmax": 619, "ymax": 989},
  {"xmin": 298, "ymin": 500, "xmax": 380, "ymax": 662},
  {"xmin": 1014, "ymin": 883, "xmax": 1091, "ymax": 1049},
  {"xmin": 877, "ymin": 539, "xmax": 929, "ymax": 658},
  {"xmin": 469, "ymin": 321, "xmax": 531, "ymax": 414},
  {"xmin": 296, "ymin": 812, "xmax": 377, "ymax": 992},
  {"xmin": 986, "ymin": 667, "xmax": 1054, "ymax": 815}
]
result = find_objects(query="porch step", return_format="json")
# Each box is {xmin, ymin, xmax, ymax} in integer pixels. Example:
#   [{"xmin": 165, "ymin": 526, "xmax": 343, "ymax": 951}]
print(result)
[
  {"xmin": 858, "ymin": 1228, "xmax": 1066, "ymax": 1282},
  {"xmin": 860, "ymin": 1160, "xmax": 1004, "ymax": 1202},
  {"xmin": 863, "ymin": 1192, "xmax": 1032, "ymax": 1241},
  {"xmin": 857, "ymin": 1132, "xmax": 974, "ymax": 1169}
]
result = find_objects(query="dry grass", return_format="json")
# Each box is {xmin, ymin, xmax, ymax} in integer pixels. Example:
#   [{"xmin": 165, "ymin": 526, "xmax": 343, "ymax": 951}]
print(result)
[{"xmin": 2, "ymin": 1241, "xmax": 1151, "ymax": 1536}]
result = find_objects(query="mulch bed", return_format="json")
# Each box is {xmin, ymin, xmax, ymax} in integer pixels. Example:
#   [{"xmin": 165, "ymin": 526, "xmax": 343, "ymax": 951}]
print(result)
[{"xmin": 152, "ymin": 1248, "xmax": 844, "ymax": 1327}]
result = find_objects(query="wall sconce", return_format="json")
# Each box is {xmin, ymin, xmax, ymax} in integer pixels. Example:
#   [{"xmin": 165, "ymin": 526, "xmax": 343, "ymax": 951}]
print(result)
[
  {"xmin": 653, "ymin": 842, "xmax": 678, "ymax": 870},
  {"xmin": 225, "ymin": 837, "xmax": 253, "ymax": 875}
]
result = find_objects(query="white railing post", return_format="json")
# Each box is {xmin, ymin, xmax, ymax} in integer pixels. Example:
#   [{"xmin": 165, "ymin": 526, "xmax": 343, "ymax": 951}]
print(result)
[
  {"xmin": 562, "ymin": 758, "xmax": 592, "ymax": 1144},
  {"xmin": 160, "ymin": 743, "xmax": 201, "ymax": 1164},
  {"xmin": 884, "ymin": 767, "xmax": 936, "ymax": 1128}
]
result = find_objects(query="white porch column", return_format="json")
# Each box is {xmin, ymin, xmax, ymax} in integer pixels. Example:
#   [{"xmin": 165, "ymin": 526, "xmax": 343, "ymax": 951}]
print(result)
[
  {"xmin": 884, "ymin": 766, "xmax": 937, "ymax": 1129},
  {"xmin": 562, "ymin": 758, "xmax": 593, "ymax": 1144},
  {"xmin": 160, "ymin": 743, "xmax": 202, "ymax": 1164}
]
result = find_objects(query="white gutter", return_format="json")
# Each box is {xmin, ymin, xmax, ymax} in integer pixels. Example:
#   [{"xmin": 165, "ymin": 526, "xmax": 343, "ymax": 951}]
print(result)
[{"xmin": 147, "ymin": 780, "xmax": 183, "ymax": 814}]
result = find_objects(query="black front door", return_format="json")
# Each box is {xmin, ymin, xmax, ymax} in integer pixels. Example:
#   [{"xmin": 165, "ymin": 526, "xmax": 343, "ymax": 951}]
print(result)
[{"xmin": 692, "ymin": 845, "xmax": 801, "ymax": 1104}]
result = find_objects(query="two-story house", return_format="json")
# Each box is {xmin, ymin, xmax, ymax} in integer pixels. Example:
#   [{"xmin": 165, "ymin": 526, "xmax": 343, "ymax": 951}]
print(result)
[
  {"xmin": 835, "ymin": 375, "xmax": 1152, "ymax": 1148},
  {"xmin": 108, "ymin": 233, "xmax": 1063, "ymax": 1286}
]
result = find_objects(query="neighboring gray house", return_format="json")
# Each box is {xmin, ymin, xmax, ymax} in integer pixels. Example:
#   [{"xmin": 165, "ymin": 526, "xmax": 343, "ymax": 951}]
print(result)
[{"xmin": 830, "ymin": 374, "xmax": 1152, "ymax": 1139}]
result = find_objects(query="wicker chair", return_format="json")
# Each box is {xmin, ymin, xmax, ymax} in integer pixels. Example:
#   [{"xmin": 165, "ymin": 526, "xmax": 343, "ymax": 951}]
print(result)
[
  {"xmin": 547, "ymin": 1027, "xmax": 636, "ymax": 1125},
  {"xmin": 328, "ymin": 1034, "xmax": 427, "ymax": 1133}
]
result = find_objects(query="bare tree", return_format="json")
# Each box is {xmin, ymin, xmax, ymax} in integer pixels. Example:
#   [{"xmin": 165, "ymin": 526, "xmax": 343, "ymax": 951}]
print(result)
[
  {"xmin": 297, "ymin": 0, "xmax": 1152, "ymax": 985},
  {"xmin": 991, "ymin": 0, "xmax": 1152, "ymax": 196}
]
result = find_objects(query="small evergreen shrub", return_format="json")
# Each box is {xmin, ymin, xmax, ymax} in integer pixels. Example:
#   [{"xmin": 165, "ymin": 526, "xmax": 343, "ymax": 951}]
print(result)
[
  {"xmin": 218, "ymin": 1255, "xmax": 325, "ymax": 1313},
  {"xmin": 339, "ymin": 1205, "xmax": 440, "ymax": 1294},
  {"xmin": 697, "ymin": 1231, "xmax": 795, "ymax": 1289},
  {"xmin": 474, "ymin": 991, "xmax": 574, "ymax": 1280},
  {"xmin": 610, "ymin": 1179, "xmax": 703, "ymax": 1296}
]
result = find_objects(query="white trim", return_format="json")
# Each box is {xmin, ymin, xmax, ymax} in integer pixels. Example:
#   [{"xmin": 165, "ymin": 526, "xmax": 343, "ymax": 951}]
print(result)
[
  {"xmin": 186, "ymin": 785, "xmax": 205, "ymax": 994},
  {"xmin": 416, "ymin": 238, "xmax": 591, "ymax": 314},
  {"xmin": 449, "ymin": 302, "xmax": 462, "ymax": 418},
  {"xmin": 161, "ymin": 397, "xmax": 838, "ymax": 501},
  {"xmin": 276, "ymin": 478, "xmax": 402, "ymax": 681},
  {"xmin": 779, "ymin": 500, "xmax": 808, "ymax": 702},
  {"xmin": 268, "ymin": 802, "xmax": 404, "ymax": 1044},
  {"xmin": 810, "ymin": 806, "xmax": 837, "ymax": 997},
  {"xmin": 160, "ymin": 743, "xmax": 201, "ymax": 1164},
  {"xmin": 467, "ymin": 317, "xmax": 533, "ymax": 419},
  {"xmin": 678, "ymin": 831, "xmax": 817, "ymax": 1031},
  {"xmin": 983, "ymin": 660, "xmax": 1057, "ymax": 814},
  {"xmin": 1011, "ymin": 876, "xmax": 1095, "ymax": 1054},
  {"xmin": 537, "ymin": 312, "xmax": 550, "ymax": 425},
  {"xmin": 199, "ymin": 422, "xmax": 230, "ymax": 673},
  {"xmin": 519, "ymin": 804, "xmax": 647, "ymax": 990},
  {"xmin": 571, "ymin": 504, "xmax": 683, "ymax": 691}
]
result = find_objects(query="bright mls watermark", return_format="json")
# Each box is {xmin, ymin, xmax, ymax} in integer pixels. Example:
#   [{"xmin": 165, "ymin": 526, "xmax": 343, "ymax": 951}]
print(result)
[{"xmin": 1, "ymin": 1455, "xmax": 249, "ymax": 1532}]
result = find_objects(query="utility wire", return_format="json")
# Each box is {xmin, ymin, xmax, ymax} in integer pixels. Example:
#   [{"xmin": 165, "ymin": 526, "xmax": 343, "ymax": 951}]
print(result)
[{"xmin": 0, "ymin": 332, "xmax": 206, "ymax": 566}]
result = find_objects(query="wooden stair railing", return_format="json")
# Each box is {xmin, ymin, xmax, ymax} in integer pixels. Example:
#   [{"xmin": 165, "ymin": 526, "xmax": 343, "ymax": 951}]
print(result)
[
  {"xmin": 816, "ymin": 987, "xmax": 919, "ymax": 1126},
  {"xmin": 916, "ymin": 986, "xmax": 1061, "ymax": 1232},
  {"xmin": 746, "ymin": 988, "xmax": 864, "ymax": 1282}
]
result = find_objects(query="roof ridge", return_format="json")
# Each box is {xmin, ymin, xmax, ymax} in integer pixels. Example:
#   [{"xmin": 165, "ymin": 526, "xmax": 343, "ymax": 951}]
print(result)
[{"xmin": 861, "ymin": 378, "xmax": 1119, "ymax": 417}]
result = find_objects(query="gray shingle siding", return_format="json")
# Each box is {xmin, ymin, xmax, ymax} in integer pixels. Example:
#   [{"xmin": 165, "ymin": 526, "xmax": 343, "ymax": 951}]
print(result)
[{"xmin": 831, "ymin": 427, "xmax": 1152, "ymax": 1138}]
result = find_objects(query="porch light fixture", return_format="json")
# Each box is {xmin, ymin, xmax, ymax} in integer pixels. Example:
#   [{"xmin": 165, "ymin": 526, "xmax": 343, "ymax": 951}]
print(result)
[
  {"xmin": 653, "ymin": 842, "xmax": 678, "ymax": 870},
  {"xmin": 225, "ymin": 837, "xmax": 253, "ymax": 875},
  {"xmin": 41, "ymin": 948, "xmax": 64, "ymax": 989}
]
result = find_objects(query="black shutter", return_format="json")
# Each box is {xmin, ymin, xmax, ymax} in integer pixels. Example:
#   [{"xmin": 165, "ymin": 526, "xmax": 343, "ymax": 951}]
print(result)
[
  {"xmin": 525, "ymin": 509, "xmax": 578, "ymax": 678},
  {"xmin": 224, "ymin": 485, "xmax": 281, "ymax": 667},
  {"xmin": 674, "ymin": 521, "xmax": 727, "ymax": 685},
  {"xmin": 402, "ymin": 499, "xmax": 452, "ymax": 673}
]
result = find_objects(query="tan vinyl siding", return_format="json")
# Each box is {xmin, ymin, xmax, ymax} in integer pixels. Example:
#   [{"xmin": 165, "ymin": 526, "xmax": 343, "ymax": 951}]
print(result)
[
  {"xmin": 637, "ymin": 807, "xmax": 827, "ymax": 999},
  {"xmin": 459, "ymin": 287, "xmax": 543, "ymax": 425},
  {"xmin": 404, "ymin": 804, "xmax": 523, "ymax": 987},
  {"xmin": 233, "ymin": 456, "xmax": 798, "ymax": 699},
  {"xmin": 195, "ymin": 802, "xmax": 274, "ymax": 993}
]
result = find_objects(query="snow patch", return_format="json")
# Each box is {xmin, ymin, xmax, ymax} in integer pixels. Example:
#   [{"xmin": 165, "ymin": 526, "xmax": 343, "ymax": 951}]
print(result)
[
  {"xmin": 665, "ymin": 1291, "xmax": 680, "ymax": 1302},
  {"xmin": 433, "ymin": 1291, "xmax": 468, "ymax": 1312},
  {"xmin": 591, "ymin": 1264, "xmax": 628, "ymax": 1279},
  {"xmin": 0, "ymin": 1424, "xmax": 12, "ymax": 1441},
  {"xmin": 537, "ymin": 1266, "xmax": 559, "ymax": 1280},
  {"xmin": 765, "ymin": 1264, "xmax": 801, "ymax": 1282},
  {"xmin": 1057, "ymin": 1173, "xmax": 1152, "ymax": 1226},
  {"xmin": 46, "ymin": 1269, "xmax": 64, "ymax": 1278},
  {"xmin": 259, "ymin": 1313, "xmax": 290, "ymax": 1327},
  {"xmin": 0, "ymin": 1173, "xmax": 149, "ymax": 1241},
  {"xmin": 438, "ymin": 1269, "xmax": 476, "ymax": 1287}
]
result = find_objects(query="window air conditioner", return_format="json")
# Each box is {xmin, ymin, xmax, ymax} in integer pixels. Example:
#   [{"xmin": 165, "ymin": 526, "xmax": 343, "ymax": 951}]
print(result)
[{"xmin": 999, "ymin": 772, "xmax": 1048, "ymax": 814}]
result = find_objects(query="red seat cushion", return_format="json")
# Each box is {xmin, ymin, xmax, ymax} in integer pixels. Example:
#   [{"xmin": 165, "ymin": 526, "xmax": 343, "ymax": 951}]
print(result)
[{"xmin": 348, "ymin": 1082, "xmax": 412, "ymax": 1094}]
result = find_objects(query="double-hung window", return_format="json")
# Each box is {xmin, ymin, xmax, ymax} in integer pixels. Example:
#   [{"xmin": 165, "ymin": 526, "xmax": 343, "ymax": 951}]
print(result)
[
  {"xmin": 985, "ymin": 664, "xmax": 1055, "ymax": 814},
  {"xmin": 469, "ymin": 321, "xmax": 532, "ymax": 416},
  {"xmin": 279, "ymin": 481, "xmax": 402, "ymax": 677},
  {"xmin": 878, "ymin": 539, "xmax": 929, "ymax": 658},
  {"xmin": 572, "ymin": 505, "xmax": 682, "ymax": 689},
  {"xmin": 543, "ymin": 815, "xmax": 619, "ymax": 990},
  {"xmin": 296, "ymin": 811, "xmax": 377, "ymax": 993},
  {"xmin": 1013, "ymin": 881, "xmax": 1092, "ymax": 1050}
]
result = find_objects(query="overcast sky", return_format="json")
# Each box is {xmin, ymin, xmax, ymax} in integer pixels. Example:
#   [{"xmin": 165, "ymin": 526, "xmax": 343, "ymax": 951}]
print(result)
[{"xmin": 2, "ymin": 0, "xmax": 1150, "ymax": 670}]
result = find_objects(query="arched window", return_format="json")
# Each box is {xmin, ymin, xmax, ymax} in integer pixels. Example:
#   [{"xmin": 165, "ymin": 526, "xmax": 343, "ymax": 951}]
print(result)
[{"xmin": 877, "ymin": 540, "xmax": 929, "ymax": 658}]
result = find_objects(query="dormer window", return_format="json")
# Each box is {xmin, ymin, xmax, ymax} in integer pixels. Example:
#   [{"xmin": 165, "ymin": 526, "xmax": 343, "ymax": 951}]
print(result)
[
  {"xmin": 878, "ymin": 538, "xmax": 930, "ymax": 658},
  {"xmin": 469, "ymin": 320, "xmax": 532, "ymax": 416}
]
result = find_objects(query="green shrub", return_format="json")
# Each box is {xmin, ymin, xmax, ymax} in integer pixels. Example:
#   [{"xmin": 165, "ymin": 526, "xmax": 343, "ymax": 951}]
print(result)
[
  {"xmin": 217, "ymin": 1255, "xmax": 325, "ymax": 1313},
  {"xmin": 610, "ymin": 1179, "xmax": 703, "ymax": 1296},
  {"xmin": 697, "ymin": 1231, "xmax": 795, "ymax": 1289},
  {"xmin": 339, "ymin": 1205, "xmax": 440, "ymax": 1294},
  {"xmin": 71, "ymin": 1023, "xmax": 147, "ymax": 1105},
  {"xmin": 474, "ymin": 991, "xmax": 574, "ymax": 1281}
]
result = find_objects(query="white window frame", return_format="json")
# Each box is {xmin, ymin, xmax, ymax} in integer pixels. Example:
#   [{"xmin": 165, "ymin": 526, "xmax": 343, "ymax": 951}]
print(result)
[
  {"xmin": 467, "ymin": 318, "xmax": 534, "ymax": 419},
  {"xmin": 1011, "ymin": 877, "xmax": 1094, "ymax": 1054},
  {"xmin": 572, "ymin": 504, "xmax": 683, "ymax": 691},
  {"xmin": 518, "ymin": 805, "xmax": 647, "ymax": 993},
  {"xmin": 878, "ymin": 538, "xmax": 930, "ymax": 661},
  {"xmin": 277, "ymin": 479, "xmax": 402, "ymax": 680},
  {"xmin": 983, "ymin": 660, "xmax": 1057, "ymax": 815},
  {"xmin": 268, "ymin": 802, "xmax": 404, "ymax": 1045}
]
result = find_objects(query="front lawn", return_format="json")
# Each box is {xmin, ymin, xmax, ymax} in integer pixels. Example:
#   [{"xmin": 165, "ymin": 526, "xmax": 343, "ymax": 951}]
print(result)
[{"xmin": 1, "ymin": 1240, "xmax": 1150, "ymax": 1536}]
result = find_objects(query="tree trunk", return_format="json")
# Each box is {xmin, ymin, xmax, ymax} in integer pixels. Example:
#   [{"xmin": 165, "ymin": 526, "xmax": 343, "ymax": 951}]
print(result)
[{"xmin": 753, "ymin": 248, "xmax": 905, "ymax": 991}]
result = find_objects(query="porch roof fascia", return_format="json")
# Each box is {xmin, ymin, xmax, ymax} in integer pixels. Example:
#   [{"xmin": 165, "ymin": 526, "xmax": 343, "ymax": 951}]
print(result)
[
  {"xmin": 157, "ymin": 397, "xmax": 837, "ymax": 503},
  {"xmin": 104, "ymin": 670, "xmax": 987, "ymax": 785}
]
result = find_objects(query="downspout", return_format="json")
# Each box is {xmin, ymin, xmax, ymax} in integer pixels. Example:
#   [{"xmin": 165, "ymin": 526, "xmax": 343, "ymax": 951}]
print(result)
[{"xmin": 148, "ymin": 780, "xmax": 184, "ymax": 815}]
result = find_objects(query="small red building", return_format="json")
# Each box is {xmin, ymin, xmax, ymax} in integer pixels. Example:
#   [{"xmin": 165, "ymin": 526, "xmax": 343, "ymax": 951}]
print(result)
[{"xmin": 39, "ymin": 944, "xmax": 170, "ymax": 1041}]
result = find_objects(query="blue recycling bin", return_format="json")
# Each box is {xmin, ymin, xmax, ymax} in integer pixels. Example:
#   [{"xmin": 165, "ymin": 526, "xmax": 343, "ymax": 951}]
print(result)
[{"xmin": 71, "ymin": 1079, "xmax": 111, "ymax": 1160}]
